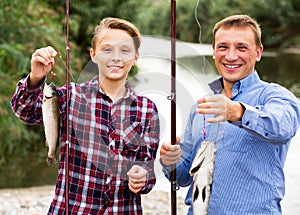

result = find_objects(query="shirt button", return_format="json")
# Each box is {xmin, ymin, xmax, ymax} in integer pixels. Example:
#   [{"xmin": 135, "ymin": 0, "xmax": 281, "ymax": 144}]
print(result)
[{"xmin": 245, "ymin": 121, "xmax": 250, "ymax": 126}]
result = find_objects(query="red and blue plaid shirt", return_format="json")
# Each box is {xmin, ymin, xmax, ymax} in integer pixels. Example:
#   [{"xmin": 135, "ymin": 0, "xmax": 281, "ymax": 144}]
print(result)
[{"xmin": 11, "ymin": 75, "xmax": 160, "ymax": 214}]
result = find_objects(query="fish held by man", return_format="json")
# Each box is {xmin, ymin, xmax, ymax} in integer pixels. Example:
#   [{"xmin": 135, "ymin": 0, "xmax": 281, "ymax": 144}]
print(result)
[
  {"xmin": 190, "ymin": 141, "xmax": 216, "ymax": 215},
  {"xmin": 42, "ymin": 82, "xmax": 60, "ymax": 165}
]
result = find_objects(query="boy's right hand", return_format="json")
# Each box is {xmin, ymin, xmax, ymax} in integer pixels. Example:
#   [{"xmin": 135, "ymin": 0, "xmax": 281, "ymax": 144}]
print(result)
[
  {"xmin": 160, "ymin": 137, "xmax": 181, "ymax": 166},
  {"xmin": 29, "ymin": 46, "xmax": 57, "ymax": 87}
]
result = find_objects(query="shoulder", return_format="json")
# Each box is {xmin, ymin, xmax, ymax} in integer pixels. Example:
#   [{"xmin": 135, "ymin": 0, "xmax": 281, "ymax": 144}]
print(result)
[
  {"xmin": 126, "ymin": 81, "xmax": 158, "ymax": 112},
  {"xmin": 262, "ymin": 82, "xmax": 297, "ymax": 99},
  {"xmin": 135, "ymin": 95, "xmax": 158, "ymax": 112}
]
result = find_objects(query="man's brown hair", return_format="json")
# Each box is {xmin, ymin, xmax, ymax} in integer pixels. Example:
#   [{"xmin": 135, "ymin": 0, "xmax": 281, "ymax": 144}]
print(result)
[{"xmin": 212, "ymin": 14, "xmax": 262, "ymax": 48}]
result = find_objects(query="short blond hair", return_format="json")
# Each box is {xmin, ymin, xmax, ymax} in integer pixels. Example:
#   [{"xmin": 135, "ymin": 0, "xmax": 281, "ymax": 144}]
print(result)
[
  {"xmin": 212, "ymin": 14, "xmax": 262, "ymax": 48},
  {"xmin": 91, "ymin": 17, "xmax": 141, "ymax": 52}
]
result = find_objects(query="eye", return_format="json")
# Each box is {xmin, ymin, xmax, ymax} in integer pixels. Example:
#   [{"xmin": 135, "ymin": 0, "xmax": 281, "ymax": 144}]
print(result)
[
  {"xmin": 99, "ymin": 45, "xmax": 112, "ymax": 53},
  {"xmin": 121, "ymin": 46, "xmax": 134, "ymax": 54},
  {"xmin": 217, "ymin": 45, "xmax": 227, "ymax": 51},
  {"xmin": 103, "ymin": 47, "xmax": 112, "ymax": 53},
  {"xmin": 237, "ymin": 46, "xmax": 248, "ymax": 51}
]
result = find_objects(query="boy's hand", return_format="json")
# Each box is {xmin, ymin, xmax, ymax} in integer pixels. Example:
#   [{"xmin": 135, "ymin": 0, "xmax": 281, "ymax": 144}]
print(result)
[
  {"xmin": 127, "ymin": 165, "xmax": 147, "ymax": 193},
  {"xmin": 29, "ymin": 46, "xmax": 57, "ymax": 87}
]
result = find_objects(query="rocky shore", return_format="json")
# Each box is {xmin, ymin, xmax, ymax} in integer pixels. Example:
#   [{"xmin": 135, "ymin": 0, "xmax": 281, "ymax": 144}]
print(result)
[
  {"xmin": 2, "ymin": 130, "xmax": 300, "ymax": 215},
  {"xmin": 0, "ymin": 185, "xmax": 188, "ymax": 215}
]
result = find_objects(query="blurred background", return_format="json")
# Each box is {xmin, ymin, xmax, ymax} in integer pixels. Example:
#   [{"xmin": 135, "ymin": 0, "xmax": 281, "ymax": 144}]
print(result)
[{"xmin": 0, "ymin": 0, "xmax": 299, "ymax": 213}]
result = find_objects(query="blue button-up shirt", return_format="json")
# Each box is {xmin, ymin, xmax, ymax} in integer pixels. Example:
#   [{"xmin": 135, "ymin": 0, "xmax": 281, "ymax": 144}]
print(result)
[{"xmin": 163, "ymin": 71, "xmax": 300, "ymax": 214}]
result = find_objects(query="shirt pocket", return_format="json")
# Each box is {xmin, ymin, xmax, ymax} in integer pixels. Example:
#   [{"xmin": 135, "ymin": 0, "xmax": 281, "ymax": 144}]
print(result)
[
  {"xmin": 221, "ymin": 125, "xmax": 256, "ymax": 153},
  {"xmin": 121, "ymin": 121, "xmax": 143, "ymax": 153}
]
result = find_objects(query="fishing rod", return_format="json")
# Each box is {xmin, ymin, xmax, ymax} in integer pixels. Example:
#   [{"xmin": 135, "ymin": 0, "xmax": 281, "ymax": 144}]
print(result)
[
  {"xmin": 170, "ymin": 0, "xmax": 177, "ymax": 214},
  {"xmin": 65, "ymin": 0, "xmax": 70, "ymax": 213}
]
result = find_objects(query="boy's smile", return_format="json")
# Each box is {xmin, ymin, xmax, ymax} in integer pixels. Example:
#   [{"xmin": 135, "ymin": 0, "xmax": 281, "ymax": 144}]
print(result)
[{"xmin": 90, "ymin": 28, "xmax": 138, "ymax": 84}]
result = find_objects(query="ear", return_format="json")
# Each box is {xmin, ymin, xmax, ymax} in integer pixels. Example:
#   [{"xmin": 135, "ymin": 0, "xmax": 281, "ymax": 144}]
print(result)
[
  {"xmin": 256, "ymin": 45, "xmax": 263, "ymax": 62},
  {"xmin": 90, "ymin": 48, "xmax": 96, "ymax": 63},
  {"xmin": 133, "ymin": 51, "xmax": 139, "ymax": 66},
  {"xmin": 212, "ymin": 44, "xmax": 216, "ymax": 59}
]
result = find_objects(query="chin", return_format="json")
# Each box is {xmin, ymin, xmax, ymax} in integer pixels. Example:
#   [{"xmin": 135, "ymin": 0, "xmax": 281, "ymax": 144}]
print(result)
[{"xmin": 223, "ymin": 74, "xmax": 242, "ymax": 83}]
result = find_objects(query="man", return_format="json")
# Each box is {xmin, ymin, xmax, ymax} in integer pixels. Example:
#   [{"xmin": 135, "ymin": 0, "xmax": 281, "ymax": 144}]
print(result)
[
  {"xmin": 160, "ymin": 14, "xmax": 300, "ymax": 214},
  {"xmin": 11, "ymin": 17, "xmax": 160, "ymax": 214}
]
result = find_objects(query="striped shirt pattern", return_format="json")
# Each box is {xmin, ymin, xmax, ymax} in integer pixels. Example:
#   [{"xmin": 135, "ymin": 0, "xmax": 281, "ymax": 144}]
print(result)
[{"xmin": 163, "ymin": 71, "xmax": 300, "ymax": 214}]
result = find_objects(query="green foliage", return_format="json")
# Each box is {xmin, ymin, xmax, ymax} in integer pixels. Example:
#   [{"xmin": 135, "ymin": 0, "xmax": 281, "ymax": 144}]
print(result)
[
  {"xmin": 0, "ymin": 0, "xmax": 79, "ymax": 166},
  {"xmin": 135, "ymin": 0, "xmax": 300, "ymax": 48},
  {"xmin": 245, "ymin": 0, "xmax": 300, "ymax": 47}
]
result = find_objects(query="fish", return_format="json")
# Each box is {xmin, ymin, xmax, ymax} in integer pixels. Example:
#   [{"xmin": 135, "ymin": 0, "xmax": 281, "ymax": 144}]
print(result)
[
  {"xmin": 42, "ymin": 82, "xmax": 60, "ymax": 166},
  {"xmin": 189, "ymin": 141, "xmax": 217, "ymax": 215}
]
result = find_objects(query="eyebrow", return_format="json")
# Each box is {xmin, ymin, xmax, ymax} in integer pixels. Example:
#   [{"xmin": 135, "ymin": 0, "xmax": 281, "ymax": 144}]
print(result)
[{"xmin": 216, "ymin": 41, "xmax": 250, "ymax": 46}]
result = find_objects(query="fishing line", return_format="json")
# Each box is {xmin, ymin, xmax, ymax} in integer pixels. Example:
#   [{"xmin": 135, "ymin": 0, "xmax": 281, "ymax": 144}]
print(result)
[
  {"xmin": 195, "ymin": 0, "xmax": 205, "ymax": 140},
  {"xmin": 44, "ymin": 52, "xmax": 75, "ymax": 85},
  {"xmin": 195, "ymin": 0, "xmax": 223, "ymax": 145},
  {"xmin": 194, "ymin": 0, "xmax": 202, "ymax": 45},
  {"xmin": 203, "ymin": 114, "xmax": 206, "ymax": 141},
  {"xmin": 57, "ymin": 52, "xmax": 76, "ymax": 82},
  {"xmin": 194, "ymin": 0, "xmax": 209, "ymax": 75}
]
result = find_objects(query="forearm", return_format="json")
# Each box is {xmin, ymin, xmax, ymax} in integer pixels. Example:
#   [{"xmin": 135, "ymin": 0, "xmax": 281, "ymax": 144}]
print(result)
[
  {"xmin": 161, "ymin": 158, "xmax": 193, "ymax": 187},
  {"xmin": 233, "ymin": 100, "xmax": 300, "ymax": 144},
  {"xmin": 10, "ymin": 75, "xmax": 44, "ymax": 125},
  {"xmin": 136, "ymin": 142, "xmax": 158, "ymax": 194},
  {"xmin": 139, "ymin": 162, "xmax": 156, "ymax": 194},
  {"xmin": 140, "ymin": 111, "xmax": 160, "ymax": 193}
]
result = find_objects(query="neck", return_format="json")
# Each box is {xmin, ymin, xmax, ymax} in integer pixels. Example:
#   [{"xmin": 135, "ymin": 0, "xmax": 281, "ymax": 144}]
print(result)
[
  {"xmin": 222, "ymin": 81, "xmax": 234, "ymax": 98},
  {"xmin": 100, "ymin": 78, "xmax": 127, "ymax": 102}
]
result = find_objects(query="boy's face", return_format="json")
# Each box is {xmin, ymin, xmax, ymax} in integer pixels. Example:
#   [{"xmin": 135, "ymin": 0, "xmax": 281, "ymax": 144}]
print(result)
[
  {"xmin": 212, "ymin": 26, "xmax": 263, "ymax": 85},
  {"xmin": 90, "ymin": 28, "xmax": 138, "ymax": 83}
]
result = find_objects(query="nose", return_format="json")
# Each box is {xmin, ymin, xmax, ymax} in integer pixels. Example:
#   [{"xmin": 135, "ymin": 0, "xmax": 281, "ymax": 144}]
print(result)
[
  {"xmin": 225, "ymin": 48, "xmax": 238, "ymax": 61},
  {"xmin": 111, "ymin": 50, "xmax": 121, "ymax": 61}
]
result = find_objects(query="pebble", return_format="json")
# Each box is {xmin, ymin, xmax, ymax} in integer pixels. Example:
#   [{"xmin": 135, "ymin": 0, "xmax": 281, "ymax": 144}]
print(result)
[{"xmin": 0, "ymin": 185, "xmax": 188, "ymax": 215}]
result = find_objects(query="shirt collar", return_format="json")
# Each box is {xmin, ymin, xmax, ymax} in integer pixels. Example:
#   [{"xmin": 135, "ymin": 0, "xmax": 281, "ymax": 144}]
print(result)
[
  {"xmin": 124, "ymin": 81, "xmax": 138, "ymax": 101},
  {"xmin": 208, "ymin": 71, "xmax": 260, "ymax": 97},
  {"xmin": 88, "ymin": 75, "xmax": 138, "ymax": 101}
]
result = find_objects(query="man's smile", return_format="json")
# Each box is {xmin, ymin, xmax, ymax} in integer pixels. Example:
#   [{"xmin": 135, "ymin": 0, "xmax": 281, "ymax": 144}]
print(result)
[{"xmin": 224, "ymin": 64, "xmax": 241, "ymax": 69}]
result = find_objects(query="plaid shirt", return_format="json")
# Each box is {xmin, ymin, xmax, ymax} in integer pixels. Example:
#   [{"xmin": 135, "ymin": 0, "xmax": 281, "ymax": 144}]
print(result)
[{"xmin": 11, "ymin": 75, "xmax": 160, "ymax": 215}]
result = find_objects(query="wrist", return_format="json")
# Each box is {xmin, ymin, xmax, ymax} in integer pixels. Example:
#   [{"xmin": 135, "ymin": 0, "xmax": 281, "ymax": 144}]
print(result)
[
  {"xmin": 28, "ymin": 72, "xmax": 46, "ymax": 88},
  {"xmin": 235, "ymin": 102, "xmax": 245, "ymax": 121},
  {"xmin": 28, "ymin": 72, "xmax": 43, "ymax": 87}
]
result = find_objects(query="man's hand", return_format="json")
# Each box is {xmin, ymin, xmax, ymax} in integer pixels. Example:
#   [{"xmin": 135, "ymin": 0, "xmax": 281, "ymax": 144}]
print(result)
[
  {"xmin": 160, "ymin": 137, "xmax": 181, "ymax": 166},
  {"xmin": 127, "ymin": 165, "xmax": 147, "ymax": 193},
  {"xmin": 197, "ymin": 94, "xmax": 245, "ymax": 123}
]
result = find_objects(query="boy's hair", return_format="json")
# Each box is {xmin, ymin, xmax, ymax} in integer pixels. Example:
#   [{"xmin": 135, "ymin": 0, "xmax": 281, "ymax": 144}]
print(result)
[
  {"xmin": 212, "ymin": 14, "xmax": 262, "ymax": 48},
  {"xmin": 91, "ymin": 17, "xmax": 141, "ymax": 52}
]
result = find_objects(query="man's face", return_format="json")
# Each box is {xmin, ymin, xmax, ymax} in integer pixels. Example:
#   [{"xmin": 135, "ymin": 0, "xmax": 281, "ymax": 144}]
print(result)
[
  {"xmin": 90, "ymin": 28, "xmax": 138, "ymax": 83},
  {"xmin": 212, "ymin": 26, "xmax": 263, "ymax": 85}
]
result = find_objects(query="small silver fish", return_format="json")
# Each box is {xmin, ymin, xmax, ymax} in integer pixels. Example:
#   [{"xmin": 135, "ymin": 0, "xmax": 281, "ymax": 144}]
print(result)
[
  {"xmin": 190, "ymin": 141, "xmax": 216, "ymax": 215},
  {"xmin": 42, "ymin": 82, "xmax": 60, "ymax": 165}
]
